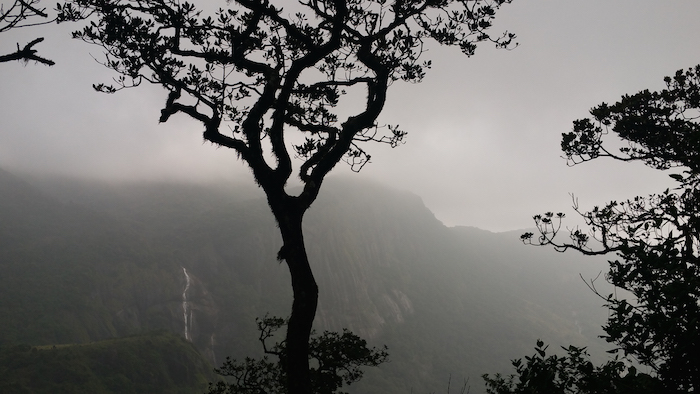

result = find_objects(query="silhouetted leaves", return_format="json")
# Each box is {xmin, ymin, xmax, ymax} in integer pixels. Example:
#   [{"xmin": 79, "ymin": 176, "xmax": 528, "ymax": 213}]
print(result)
[
  {"xmin": 483, "ymin": 341, "xmax": 668, "ymax": 394},
  {"xmin": 208, "ymin": 316, "xmax": 388, "ymax": 394},
  {"xmin": 523, "ymin": 65, "xmax": 700, "ymax": 392}
]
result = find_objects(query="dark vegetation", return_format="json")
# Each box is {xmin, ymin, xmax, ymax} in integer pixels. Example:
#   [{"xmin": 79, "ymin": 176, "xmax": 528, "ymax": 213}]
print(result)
[
  {"xmin": 208, "ymin": 316, "xmax": 388, "ymax": 394},
  {"xmin": 0, "ymin": 168, "xmax": 608, "ymax": 393},
  {"xmin": 483, "ymin": 340, "xmax": 664, "ymax": 394},
  {"xmin": 485, "ymin": 66, "xmax": 700, "ymax": 393},
  {"xmin": 0, "ymin": 0, "xmax": 55, "ymax": 65},
  {"xmin": 0, "ymin": 331, "xmax": 213, "ymax": 394}
]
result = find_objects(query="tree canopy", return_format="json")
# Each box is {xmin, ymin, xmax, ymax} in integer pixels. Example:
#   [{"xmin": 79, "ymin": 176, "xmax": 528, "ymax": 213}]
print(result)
[
  {"xmin": 521, "ymin": 65, "xmax": 700, "ymax": 392},
  {"xmin": 57, "ymin": 0, "xmax": 515, "ymax": 185}
]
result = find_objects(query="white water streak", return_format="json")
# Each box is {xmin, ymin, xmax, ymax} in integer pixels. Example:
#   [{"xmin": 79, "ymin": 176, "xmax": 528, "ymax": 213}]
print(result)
[{"xmin": 182, "ymin": 267, "xmax": 192, "ymax": 341}]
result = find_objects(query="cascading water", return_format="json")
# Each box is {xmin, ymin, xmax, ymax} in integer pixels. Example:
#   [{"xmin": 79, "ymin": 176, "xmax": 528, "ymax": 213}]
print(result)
[
  {"xmin": 182, "ymin": 267, "xmax": 192, "ymax": 341},
  {"xmin": 571, "ymin": 310, "xmax": 583, "ymax": 335}
]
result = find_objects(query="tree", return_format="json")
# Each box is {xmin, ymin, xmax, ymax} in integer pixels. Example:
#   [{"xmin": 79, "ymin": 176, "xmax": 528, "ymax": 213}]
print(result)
[
  {"xmin": 55, "ymin": 1, "xmax": 515, "ymax": 392},
  {"xmin": 0, "ymin": 0, "xmax": 55, "ymax": 65},
  {"xmin": 521, "ymin": 65, "xmax": 700, "ymax": 392},
  {"xmin": 207, "ymin": 316, "xmax": 388, "ymax": 394}
]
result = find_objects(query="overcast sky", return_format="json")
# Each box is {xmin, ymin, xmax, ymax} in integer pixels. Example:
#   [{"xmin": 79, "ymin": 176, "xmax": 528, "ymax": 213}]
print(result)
[{"xmin": 1, "ymin": 0, "xmax": 699, "ymax": 231}]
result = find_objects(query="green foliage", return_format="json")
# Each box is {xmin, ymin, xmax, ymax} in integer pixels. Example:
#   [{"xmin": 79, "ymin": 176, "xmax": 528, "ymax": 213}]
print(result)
[
  {"xmin": 521, "ymin": 65, "xmax": 700, "ymax": 392},
  {"xmin": 208, "ymin": 316, "xmax": 388, "ymax": 394},
  {"xmin": 483, "ymin": 340, "xmax": 667, "ymax": 394},
  {"xmin": 0, "ymin": 331, "xmax": 214, "ymax": 394}
]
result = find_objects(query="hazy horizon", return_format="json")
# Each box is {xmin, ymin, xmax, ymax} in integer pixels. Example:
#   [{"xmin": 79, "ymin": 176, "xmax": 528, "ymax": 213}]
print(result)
[{"xmin": 2, "ymin": 0, "xmax": 698, "ymax": 231}]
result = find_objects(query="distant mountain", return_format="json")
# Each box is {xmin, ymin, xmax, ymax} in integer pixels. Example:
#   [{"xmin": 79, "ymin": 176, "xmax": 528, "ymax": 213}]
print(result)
[{"xmin": 0, "ymin": 169, "xmax": 613, "ymax": 393}]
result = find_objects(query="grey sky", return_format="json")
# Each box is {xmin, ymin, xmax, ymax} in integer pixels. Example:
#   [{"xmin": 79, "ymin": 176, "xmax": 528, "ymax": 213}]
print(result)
[{"xmin": 1, "ymin": 0, "xmax": 699, "ymax": 231}]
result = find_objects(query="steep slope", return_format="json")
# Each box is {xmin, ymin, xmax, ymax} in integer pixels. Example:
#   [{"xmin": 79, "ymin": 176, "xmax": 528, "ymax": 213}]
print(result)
[
  {"xmin": 302, "ymin": 179, "xmax": 612, "ymax": 393},
  {"xmin": 1, "ymin": 170, "xmax": 612, "ymax": 393},
  {"xmin": 0, "ymin": 169, "xmax": 193, "ymax": 346}
]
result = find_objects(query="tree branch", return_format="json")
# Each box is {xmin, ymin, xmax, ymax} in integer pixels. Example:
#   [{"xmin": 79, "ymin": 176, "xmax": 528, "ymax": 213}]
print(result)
[{"xmin": 0, "ymin": 37, "xmax": 54, "ymax": 65}]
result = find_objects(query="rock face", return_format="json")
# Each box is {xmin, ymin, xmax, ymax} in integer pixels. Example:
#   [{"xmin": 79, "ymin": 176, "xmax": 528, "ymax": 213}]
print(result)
[
  {"xmin": 0, "ymin": 171, "xmax": 611, "ymax": 394},
  {"xmin": 303, "ymin": 180, "xmax": 442, "ymax": 340},
  {"xmin": 313, "ymin": 262, "xmax": 416, "ymax": 339}
]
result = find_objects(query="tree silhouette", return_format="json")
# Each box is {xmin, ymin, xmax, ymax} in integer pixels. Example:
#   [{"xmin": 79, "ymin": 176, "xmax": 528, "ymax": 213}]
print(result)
[
  {"xmin": 207, "ymin": 316, "xmax": 388, "ymax": 394},
  {"xmin": 521, "ymin": 65, "xmax": 700, "ymax": 392},
  {"xmin": 56, "ymin": 1, "xmax": 515, "ymax": 392},
  {"xmin": 483, "ymin": 340, "xmax": 666, "ymax": 394},
  {"xmin": 0, "ymin": 0, "xmax": 55, "ymax": 65}
]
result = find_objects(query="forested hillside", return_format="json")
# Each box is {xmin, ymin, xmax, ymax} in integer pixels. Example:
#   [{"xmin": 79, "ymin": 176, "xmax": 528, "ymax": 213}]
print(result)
[
  {"xmin": 0, "ymin": 168, "xmax": 611, "ymax": 393},
  {"xmin": 0, "ymin": 331, "xmax": 214, "ymax": 393}
]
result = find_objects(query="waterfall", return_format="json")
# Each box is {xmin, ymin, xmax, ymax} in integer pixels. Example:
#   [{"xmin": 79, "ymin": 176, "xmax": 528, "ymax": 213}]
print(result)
[
  {"xmin": 182, "ymin": 267, "xmax": 192, "ymax": 341},
  {"xmin": 571, "ymin": 310, "xmax": 583, "ymax": 335}
]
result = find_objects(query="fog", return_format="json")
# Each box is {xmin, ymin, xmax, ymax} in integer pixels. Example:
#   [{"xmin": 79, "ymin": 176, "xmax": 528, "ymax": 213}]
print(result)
[{"xmin": 1, "ymin": 0, "xmax": 698, "ymax": 231}]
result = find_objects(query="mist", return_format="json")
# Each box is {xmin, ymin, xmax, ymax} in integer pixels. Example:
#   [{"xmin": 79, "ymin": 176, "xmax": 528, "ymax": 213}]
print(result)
[{"xmin": 1, "ymin": 1, "xmax": 698, "ymax": 229}]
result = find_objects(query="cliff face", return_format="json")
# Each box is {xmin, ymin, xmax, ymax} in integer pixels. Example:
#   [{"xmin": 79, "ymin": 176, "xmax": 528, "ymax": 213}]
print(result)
[
  {"xmin": 303, "ymin": 183, "xmax": 435, "ymax": 340},
  {"xmin": 1, "ymin": 171, "xmax": 611, "ymax": 393}
]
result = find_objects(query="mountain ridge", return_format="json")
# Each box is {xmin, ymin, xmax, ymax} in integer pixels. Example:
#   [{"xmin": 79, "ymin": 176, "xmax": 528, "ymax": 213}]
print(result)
[{"xmin": 0, "ymin": 169, "xmax": 612, "ymax": 393}]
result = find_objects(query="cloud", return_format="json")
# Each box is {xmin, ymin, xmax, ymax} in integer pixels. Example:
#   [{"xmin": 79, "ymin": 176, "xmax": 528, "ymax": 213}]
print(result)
[{"xmin": 1, "ymin": 0, "xmax": 698, "ymax": 231}]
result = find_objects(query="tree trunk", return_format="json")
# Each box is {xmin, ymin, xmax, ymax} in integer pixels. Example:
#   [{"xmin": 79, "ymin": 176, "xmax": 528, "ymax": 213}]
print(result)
[{"xmin": 273, "ymin": 201, "xmax": 318, "ymax": 394}]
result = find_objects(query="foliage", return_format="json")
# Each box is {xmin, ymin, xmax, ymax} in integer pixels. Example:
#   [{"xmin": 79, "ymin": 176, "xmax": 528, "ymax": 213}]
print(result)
[
  {"xmin": 56, "ymin": 0, "xmax": 515, "ymax": 175},
  {"xmin": 561, "ymin": 65, "xmax": 700, "ymax": 172},
  {"xmin": 207, "ymin": 316, "xmax": 388, "ymax": 394},
  {"xmin": 520, "ymin": 65, "xmax": 700, "ymax": 392},
  {"xmin": 0, "ymin": 0, "xmax": 55, "ymax": 65},
  {"xmin": 482, "ymin": 340, "xmax": 667, "ymax": 394}
]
